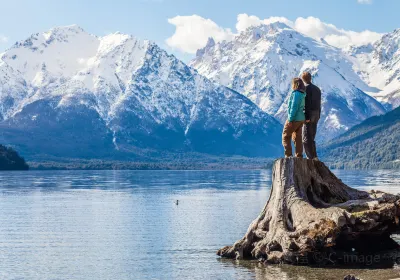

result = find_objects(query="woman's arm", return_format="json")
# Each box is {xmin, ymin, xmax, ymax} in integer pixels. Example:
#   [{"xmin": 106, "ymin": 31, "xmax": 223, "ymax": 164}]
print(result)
[{"xmin": 288, "ymin": 91, "xmax": 301, "ymax": 122}]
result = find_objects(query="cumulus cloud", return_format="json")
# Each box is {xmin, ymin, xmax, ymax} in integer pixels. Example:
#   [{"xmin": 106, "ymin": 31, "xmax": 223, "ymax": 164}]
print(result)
[
  {"xmin": 294, "ymin": 17, "xmax": 382, "ymax": 48},
  {"xmin": 358, "ymin": 0, "xmax": 372, "ymax": 4},
  {"xmin": 235, "ymin": 14, "xmax": 293, "ymax": 33},
  {"xmin": 0, "ymin": 35, "xmax": 9, "ymax": 43},
  {"xmin": 294, "ymin": 17, "xmax": 340, "ymax": 39},
  {"xmin": 324, "ymin": 30, "xmax": 381, "ymax": 48},
  {"xmin": 166, "ymin": 15, "xmax": 234, "ymax": 54},
  {"xmin": 166, "ymin": 14, "xmax": 382, "ymax": 53}
]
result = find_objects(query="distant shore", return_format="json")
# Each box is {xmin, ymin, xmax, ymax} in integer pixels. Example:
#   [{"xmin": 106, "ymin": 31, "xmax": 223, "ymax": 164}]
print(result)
[
  {"xmin": 26, "ymin": 158, "xmax": 399, "ymax": 171},
  {"xmin": 27, "ymin": 157, "xmax": 275, "ymax": 171}
]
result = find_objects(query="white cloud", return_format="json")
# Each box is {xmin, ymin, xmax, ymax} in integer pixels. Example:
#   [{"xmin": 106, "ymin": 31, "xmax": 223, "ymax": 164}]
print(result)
[
  {"xmin": 0, "ymin": 35, "xmax": 9, "ymax": 43},
  {"xmin": 236, "ymin": 14, "xmax": 293, "ymax": 33},
  {"xmin": 166, "ymin": 14, "xmax": 382, "ymax": 53},
  {"xmin": 235, "ymin": 14, "xmax": 263, "ymax": 33},
  {"xmin": 294, "ymin": 17, "xmax": 382, "ymax": 48},
  {"xmin": 166, "ymin": 15, "xmax": 234, "ymax": 54},
  {"xmin": 294, "ymin": 17, "xmax": 340, "ymax": 39},
  {"xmin": 324, "ymin": 30, "xmax": 381, "ymax": 48},
  {"xmin": 358, "ymin": 0, "xmax": 372, "ymax": 4}
]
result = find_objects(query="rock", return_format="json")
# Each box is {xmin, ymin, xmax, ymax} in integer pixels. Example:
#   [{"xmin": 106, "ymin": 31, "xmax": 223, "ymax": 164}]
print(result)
[{"xmin": 343, "ymin": 275, "xmax": 361, "ymax": 280}]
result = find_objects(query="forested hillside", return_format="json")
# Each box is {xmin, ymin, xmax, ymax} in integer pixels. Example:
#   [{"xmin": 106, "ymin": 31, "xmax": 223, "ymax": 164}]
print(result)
[
  {"xmin": 0, "ymin": 145, "xmax": 29, "ymax": 170},
  {"xmin": 321, "ymin": 106, "xmax": 400, "ymax": 169}
]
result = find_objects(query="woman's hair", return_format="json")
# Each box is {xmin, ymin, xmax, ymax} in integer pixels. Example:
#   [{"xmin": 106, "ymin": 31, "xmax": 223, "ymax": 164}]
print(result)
[{"xmin": 291, "ymin": 78, "xmax": 305, "ymax": 91}]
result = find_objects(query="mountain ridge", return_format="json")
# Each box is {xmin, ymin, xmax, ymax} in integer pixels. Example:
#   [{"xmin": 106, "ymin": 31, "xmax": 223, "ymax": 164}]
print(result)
[
  {"xmin": 191, "ymin": 23, "xmax": 386, "ymax": 141},
  {"xmin": 346, "ymin": 28, "xmax": 400, "ymax": 109},
  {"xmin": 0, "ymin": 25, "xmax": 283, "ymax": 161}
]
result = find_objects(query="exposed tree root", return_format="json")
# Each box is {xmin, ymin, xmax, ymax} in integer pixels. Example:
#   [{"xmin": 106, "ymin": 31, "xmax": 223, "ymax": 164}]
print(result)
[{"xmin": 218, "ymin": 158, "xmax": 400, "ymax": 265}]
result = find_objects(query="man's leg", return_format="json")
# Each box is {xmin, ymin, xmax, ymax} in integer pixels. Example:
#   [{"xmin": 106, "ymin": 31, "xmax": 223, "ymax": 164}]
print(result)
[
  {"xmin": 282, "ymin": 121, "xmax": 294, "ymax": 157},
  {"xmin": 311, "ymin": 121, "xmax": 318, "ymax": 158},
  {"xmin": 302, "ymin": 122, "xmax": 314, "ymax": 159},
  {"xmin": 292, "ymin": 121, "xmax": 304, "ymax": 158}
]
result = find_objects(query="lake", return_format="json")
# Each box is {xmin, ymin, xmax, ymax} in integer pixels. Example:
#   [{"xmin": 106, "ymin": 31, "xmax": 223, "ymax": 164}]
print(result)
[{"xmin": 0, "ymin": 169, "xmax": 399, "ymax": 280}]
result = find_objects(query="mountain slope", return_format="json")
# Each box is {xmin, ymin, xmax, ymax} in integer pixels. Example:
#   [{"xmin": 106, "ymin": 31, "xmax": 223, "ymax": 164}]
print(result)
[
  {"xmin": 0, "ymin": 25, "xmax": 283, "ymax": 160},
  {"xmin": 191, "ymin": 23, "xmax": 386, "ymax": 141},
  {"xmin": 320, "ymin": 106, "xmax": 400, "ymax": 169},
  {"xmin": 347, "ymin": 29, "xmax": 400, "ymax": 109}
]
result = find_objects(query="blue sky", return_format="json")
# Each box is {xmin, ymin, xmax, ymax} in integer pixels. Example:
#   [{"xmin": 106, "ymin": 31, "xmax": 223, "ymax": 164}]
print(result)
[{"xmin": 0, "ymin": 0, "xmax": 398, "ymax": 61}]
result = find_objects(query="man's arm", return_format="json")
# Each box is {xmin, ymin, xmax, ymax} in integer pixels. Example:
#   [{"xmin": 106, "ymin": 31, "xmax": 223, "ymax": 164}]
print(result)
[{"xmin": 305, "ymin": 87, "xmax": 312, "ymax": 121}]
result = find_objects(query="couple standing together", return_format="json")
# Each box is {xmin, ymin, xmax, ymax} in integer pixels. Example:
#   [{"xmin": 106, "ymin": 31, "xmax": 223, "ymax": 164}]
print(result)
[{"xmin": 282, "ymin": 72, "xmax": 321, "ymax": 160}]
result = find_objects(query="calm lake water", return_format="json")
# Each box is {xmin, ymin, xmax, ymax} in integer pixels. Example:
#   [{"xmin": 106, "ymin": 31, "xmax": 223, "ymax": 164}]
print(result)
[{"xmin": 0, "ymin": 169, "xmax": 399, "ymax": 280}]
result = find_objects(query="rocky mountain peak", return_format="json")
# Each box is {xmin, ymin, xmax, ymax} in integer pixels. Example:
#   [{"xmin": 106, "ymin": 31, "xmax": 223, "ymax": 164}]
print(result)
[
  {"xmin": 191, "ymin": 23, "xmax": 386, "ymax": 141},
  {"xmin": 0, "ymin": 25, "xmax": 284, "ymax": 160}
]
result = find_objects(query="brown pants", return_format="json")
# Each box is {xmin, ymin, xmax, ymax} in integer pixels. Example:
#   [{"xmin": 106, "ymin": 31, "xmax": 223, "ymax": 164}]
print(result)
[{"xmin": 282, "ymin": 120, "xmax": 305, "ymax": 158}]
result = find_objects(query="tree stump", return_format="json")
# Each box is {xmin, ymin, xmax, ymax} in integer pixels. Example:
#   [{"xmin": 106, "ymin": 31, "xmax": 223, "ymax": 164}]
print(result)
[{"xmin": 218, "ymin": 158, "xmax": 400, "ymax": 265}]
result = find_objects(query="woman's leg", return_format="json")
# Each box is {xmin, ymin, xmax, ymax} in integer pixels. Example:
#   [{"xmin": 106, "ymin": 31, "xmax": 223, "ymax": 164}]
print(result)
[
  {"xmin": 282, "ymin": 121, "xmax": 293, "ymax": 157},
  {"xmin": 292, "ymin": 121, "xmax": 304, "ymax": 158}
]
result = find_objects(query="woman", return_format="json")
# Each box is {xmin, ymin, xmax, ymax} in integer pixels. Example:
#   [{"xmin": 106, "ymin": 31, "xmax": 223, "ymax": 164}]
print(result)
[{"xmin": 282, "ymin": 78, "xmax": 306, "ymax": 158}]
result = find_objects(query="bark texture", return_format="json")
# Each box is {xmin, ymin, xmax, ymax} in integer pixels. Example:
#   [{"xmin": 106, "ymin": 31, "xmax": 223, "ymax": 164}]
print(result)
[{"xmin": 218, "ymin": 158, "xmax": 400, "ymax": 264}]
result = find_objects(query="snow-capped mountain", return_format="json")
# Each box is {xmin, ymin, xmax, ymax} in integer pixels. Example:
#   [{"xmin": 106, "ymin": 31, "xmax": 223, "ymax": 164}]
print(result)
[
  {"xmin": 346, "ymin": 29, "xmax": 400, "ymax": 108},
  {"xmin": 0, "ymin": 25, "xmax": 283, "ymax": 160},
  {"xmin": 191, "ymin": 23, "xmax": 386, "ymax": 141}
]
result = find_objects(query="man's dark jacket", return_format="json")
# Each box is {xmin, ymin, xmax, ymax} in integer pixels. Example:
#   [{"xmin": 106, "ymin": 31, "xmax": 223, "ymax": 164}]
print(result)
[{"xmin": 304, "ymin": 83, "xmax": 322, "ymax": 122}]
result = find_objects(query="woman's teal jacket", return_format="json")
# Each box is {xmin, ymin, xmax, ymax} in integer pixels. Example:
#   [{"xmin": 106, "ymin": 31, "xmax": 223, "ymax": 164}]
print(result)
[{"xmin": 287, "ymin": 90, "xmax": 306, "ymax": 122}]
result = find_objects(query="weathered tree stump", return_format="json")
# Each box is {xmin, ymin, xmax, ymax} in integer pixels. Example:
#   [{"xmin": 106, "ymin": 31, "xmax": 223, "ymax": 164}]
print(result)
[{"xmin": 218, "ymin": 158, "xmax": 400, "ymax": 265}]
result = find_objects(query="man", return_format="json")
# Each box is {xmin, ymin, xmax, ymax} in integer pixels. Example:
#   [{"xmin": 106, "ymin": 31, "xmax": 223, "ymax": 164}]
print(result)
[{"xmin": 301, "ymin": 72, "xmax": 321, "ymax": 161}]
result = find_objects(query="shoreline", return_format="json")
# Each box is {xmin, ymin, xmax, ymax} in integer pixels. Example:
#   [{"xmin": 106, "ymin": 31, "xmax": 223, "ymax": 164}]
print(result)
[{"xmin": 26, "ymin": 160, "xmax": 399, "ymax": 171}]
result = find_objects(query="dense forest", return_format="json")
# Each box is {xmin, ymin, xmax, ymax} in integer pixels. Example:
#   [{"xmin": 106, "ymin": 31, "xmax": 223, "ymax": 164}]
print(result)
[
  {"xmin": 28, "ymin": 156, "xmax": 273, "ymax": 170},
  {"xmin": 0, "ymin": 145, "xmax": 29, "ymax": 170},
  {"xmin": 320, "ymin": 106, "xmax": 400, "ymax": 169}
]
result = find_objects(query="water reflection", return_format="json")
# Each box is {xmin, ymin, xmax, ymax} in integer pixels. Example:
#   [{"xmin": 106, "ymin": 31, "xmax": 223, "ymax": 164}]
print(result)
[
  {"xmin": 333, "ymin": 169, "xmax": 400, "ymax": 193},
  {"xmin": 0, "ymin": 169, "xmax": 398, "ymax": 279},
  {"xmin": 219, "ymin": 259, "xmax": 400, "ymax": 280},
  {"xmin": 0, "ymin": 169, "xmax": 272, "ymax": 192}
]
